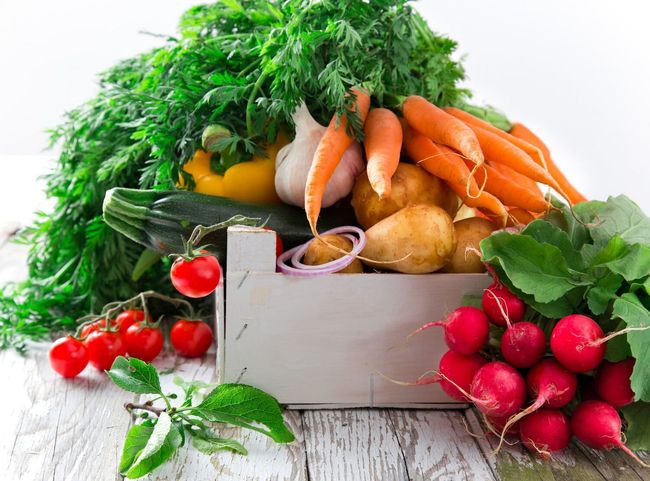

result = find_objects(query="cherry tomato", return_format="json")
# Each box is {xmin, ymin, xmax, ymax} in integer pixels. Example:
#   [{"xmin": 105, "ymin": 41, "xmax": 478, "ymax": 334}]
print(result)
[
  {"xmin": 49, "ymin": 336, "xmax": 88, "ymax": 378},
  {"xmin": 170, "ymin": 319, "xmax": 213, "ymax": 358},
  {"xmin": 115, "ymin": 309, "xmax": 146, "ymax": 335},
  {"xmin": 86, "ymin": 330, "xmax": 127, "ymax": 371},
  {"xmin": 170, "ymin": 255, "xmax": 222, "ymax": 298},
  {"xmin": 124, "ymin": 323, "xmax": 164, "ymax": 362},
  {"xmin": 263, "ymin": 227, "xmax": 283, "ymax": 257},
  {"xmin": 80, "ymin": 318, "xmax": 109, "ymax": 338}
]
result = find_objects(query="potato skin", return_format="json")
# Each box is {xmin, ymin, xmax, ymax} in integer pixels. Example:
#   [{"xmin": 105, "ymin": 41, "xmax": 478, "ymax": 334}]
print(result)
[
  {"xmin": 351, "ymin": 163, "xmax": 458, "ymax": 230},
  {"xmin": 361, "ymin": 204, "xmax": 456, "ymax": 274},
  {"xmin": 303, "ymin": 234, "xmax": 363, "ymax": 273},
  {"xmin": 441, "ymin": 218, "xmax": 495, "ymax": 273}
]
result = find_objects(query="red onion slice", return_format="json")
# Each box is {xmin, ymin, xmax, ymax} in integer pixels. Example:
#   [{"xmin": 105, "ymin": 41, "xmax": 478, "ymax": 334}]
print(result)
[{"xmin": 277, "ymin": 226, "xmax": 366, "ymax": 276}]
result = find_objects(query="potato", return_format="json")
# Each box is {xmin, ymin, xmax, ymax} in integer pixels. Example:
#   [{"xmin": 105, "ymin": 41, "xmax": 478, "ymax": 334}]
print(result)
[
  {"xmin": 303, "ymin": 234, "xmax": 363, "ymax": 273},
  {"xmin": 361, "ymin": 204, "xmax": 456, "ymax": 274},
  {"xmin": 441, "ymin": 217, "xmax": 496, "ymax": 273},
  {"xmin": 351, "ymin": 163, "xmax": 458, "ymax": 229}
]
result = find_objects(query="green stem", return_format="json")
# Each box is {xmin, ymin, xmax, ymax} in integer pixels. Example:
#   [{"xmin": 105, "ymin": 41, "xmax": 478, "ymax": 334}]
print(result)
[{"xmin": 245, "ymin": 70, "xmax": 270, "ymax": 137}]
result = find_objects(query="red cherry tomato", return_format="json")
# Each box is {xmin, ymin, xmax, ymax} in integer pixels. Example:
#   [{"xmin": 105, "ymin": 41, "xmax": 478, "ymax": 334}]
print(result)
[
  {"xmin": 80, "ymin": 318, "xmax": 109, "ymax": 339},
  {"xmin": 170, "ymin": 319, "xmax": 213, "ymax": 358},
  {"xmin": 49, "ymin": 336, "xmax": 88, "ymax": 378},
  {"xmin": 115, "ymin": 309, "xmax": 146, "ymax": 335},
  {"xmin": 170, "ymin": 255, "xmax": 222, "ymax": 298},
  {"xmin": 124, "ymin": 322, "xmax": 164, "ymax": 362},
  {"xmin": 86, "ymin": 330, "xmax": 127, "ymax": 371},
  {"xmin": 263, "ymin": 227, "xmax": 283, "ymax": 257}
]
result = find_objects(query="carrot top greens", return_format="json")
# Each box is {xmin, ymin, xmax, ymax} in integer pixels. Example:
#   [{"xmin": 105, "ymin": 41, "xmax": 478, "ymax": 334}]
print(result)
[{"xmin": 0, "ymin": 0, "xmax": 473, "ymax": 349}]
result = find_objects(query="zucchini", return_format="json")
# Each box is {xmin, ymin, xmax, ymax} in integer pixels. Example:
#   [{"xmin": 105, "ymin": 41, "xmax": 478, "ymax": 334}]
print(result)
[{"xmin": 103, "ymin": 188, "xmax": 357, "ymax": 256}]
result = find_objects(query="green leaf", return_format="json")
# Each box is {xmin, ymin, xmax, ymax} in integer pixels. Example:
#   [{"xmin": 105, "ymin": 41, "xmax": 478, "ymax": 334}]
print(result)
[
  {"xmin": 107, "ymin": 356, "xmax": 162, "ymax": 395},
  {"xmin": 125, "ymin": 412, "xmax": 182, "ymax": 479},
  {"xmin": 173, "ymin": 375, "xmax": 215, "ymax": 407},
  {"xmin": 606, "ymin": 244, "xmax": 650, "ymax": 282},
  {"xmin": 586, "ymin": 273, "xmax": 623, "ymax": 315},
  {"xmin": 588, "ymin": 195, "xmax": 650, "ymax": 248},
  {"xmin": 191, "ymin": 433, "xmax": 248, "ymax": 455},
  {"xmin": 193, "ymin": 384, "xmax": 294, "ymax": 443},
  {"xmin": 119, "ymin": 423, "xmax": 154, "ymax": 474},
  {"xmin": 481, "ymin": 232, "xmax": 588, "ymax": 304},
  {"xmin": 589, "ymin": 235, "xmax": 628, "ymax": 266},
  {"xmin": 622, "ymin": 402, "xmax": 650, "ymax": 450},
  {"xmin": 522, "ymin": 220, "xmax": 584, "ymax": 270},
  {"xmin": 612, "ymin": 293, "xmax": 650, "ymax": 401},
  {"xmin": 605, "ymin": 320, "xmax": 632, "ymax": 362}
]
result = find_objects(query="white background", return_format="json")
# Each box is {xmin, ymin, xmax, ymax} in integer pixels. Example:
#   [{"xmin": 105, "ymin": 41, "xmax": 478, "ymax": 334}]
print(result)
[{"xmin": 0, "ymin": 0, "xmax": 649, "ymax": 227}]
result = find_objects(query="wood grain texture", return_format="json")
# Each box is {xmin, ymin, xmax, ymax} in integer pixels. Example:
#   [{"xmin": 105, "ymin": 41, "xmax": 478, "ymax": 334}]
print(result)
[
  {"xmin": 302, "ymin": 409, "xmax": 409, "ymax": 481},
  {"xmin": 389, "ymin": 410, "xmax": 496, "ymax": 481},
  {"xmin": 0, "ymin": 344, "xmax": 134, "ymax": 481}
]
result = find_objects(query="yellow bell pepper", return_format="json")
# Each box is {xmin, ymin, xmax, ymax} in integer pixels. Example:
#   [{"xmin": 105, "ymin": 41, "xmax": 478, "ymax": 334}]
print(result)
[
  {"xmin": 177, "ymin": 149, "xmax": 213, "ymax": 188},
  {"xmin": 195, "ymin": 174, "xmax": 226, "ymax": 196}
]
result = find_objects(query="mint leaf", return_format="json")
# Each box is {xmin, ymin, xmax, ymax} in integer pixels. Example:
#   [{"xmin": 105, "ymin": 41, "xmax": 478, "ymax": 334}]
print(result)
[
  {"xmin": 481, "ymin": 232, "xmax": 588, "ymax": 304},
  {"xmin": 606, "ymin": 244, "xmax": 650, "ymax": 282},
  {"xmin": 108, "ymin": 357, "xmax": 162, "ymax": 395},
  {"xmin": 120, "ymin": 423, "xmax": 154, "ymax": 474},
  {"xmin": 622, "ymin": 402, "xmax": 650, "ymax": 450},
  {"xmin": 191, "ymin": 433, "xmax": 248, "ymax": 455},
  {"xmin": 588, "ymin": 195, "xmax": 650, "ymax": 248},
  {"xmin": 193, "ymin": 384, "xmax": 294, "ymax": 443},
  {"xmin": 522, "ymin": 220, "xmax": 584, "ymax": 270},
  {"xmin": 612, "ymin": 293, "xmax": 650, "ymax": 401},
  {"xmin": 125, "ymin": 412, "xmax": 182, "ymax": 479}
]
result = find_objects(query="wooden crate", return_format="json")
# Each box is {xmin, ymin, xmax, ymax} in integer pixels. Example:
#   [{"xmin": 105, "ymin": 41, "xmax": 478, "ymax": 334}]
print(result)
[{"xmin": 215, "ymin": 226, "xmax": 492, "ymax": 409}]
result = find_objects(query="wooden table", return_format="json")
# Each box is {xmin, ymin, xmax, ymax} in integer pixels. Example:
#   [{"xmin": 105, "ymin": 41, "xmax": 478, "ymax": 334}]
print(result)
[{"xmin": 1, "ymin": 230, "xmax": 649, "ymax": 481}]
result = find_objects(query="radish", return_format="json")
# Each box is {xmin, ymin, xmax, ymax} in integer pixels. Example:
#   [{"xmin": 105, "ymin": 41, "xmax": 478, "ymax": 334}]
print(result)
[
  {"xmin": 595, "ymin": 358, "xmax": 635, "ymax": 407},
  {"xmin": 550, "ymin": 314, "xmax": 606, "ymax": 373},
  {"xmin": 496, "ymin": 359, "xmax": 576, "ymax": 450},
  {"xmin": 500, "ymin": 321, "xmax": 546, "ymax": 368},
  {"xmin": 390, "ymin": 350, "xmax": 487, "ymax": 402},
  {"xmin": 482, "ymin": 283, "xmax": 525, "ymax": 326},
  {"xmin": 469, "ymin": 361, "xmax": 527, "ymax": 418},
  {"xmin": 411, "ymin": 306, "xmax": 489, "ymax": 355},
  {"xmin": 519, "ymin": 409, "xmax": 571, "ymax": 458},
  {"xmin": 572, "ymin": 400, "xmax": 649, "ymax": 467}
]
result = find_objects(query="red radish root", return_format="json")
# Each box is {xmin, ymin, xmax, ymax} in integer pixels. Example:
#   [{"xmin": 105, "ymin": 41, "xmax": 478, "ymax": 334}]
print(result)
[
  {"xmin": 572, "ymin": 400, "xmax": 650, "ymax": 467},
  {"xmin": 411, "ymin": 306, "xmax": 489, "ymax": 355},
  {"xmin": 496, "ymin": 359, "xmax": 576, "ymax": 451},
  {"xmin": 482, "ymin": 283, "xmax": 525, "ymax": 326},
  {"xmin": 470, "ymin": 361, "xmax": 527, "ymax": 418},
  {"xmin": 550, "ymin": 314, "xmax": 605, "ymax": 373},
  {"xmin": 500, "ymin": 321, "xmax": 546, "ymax": 368},
  {"xmin": 595, "ymin": 359, "xmax": 635, "ymax": 407},
  {"xmin": 519, "ymin": 409, "xmax": 571, "ymax": 458}
]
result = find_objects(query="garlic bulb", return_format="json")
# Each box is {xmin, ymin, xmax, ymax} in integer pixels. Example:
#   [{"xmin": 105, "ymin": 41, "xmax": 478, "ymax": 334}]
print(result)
[{"xmin": 275, "ymin": 102, "xmax": 364, "ymax": 208}]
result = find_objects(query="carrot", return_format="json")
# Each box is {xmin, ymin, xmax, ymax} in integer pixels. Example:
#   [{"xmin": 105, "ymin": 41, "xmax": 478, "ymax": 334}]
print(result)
[
  {"xmin": 305, "ymin": 87, "xmax": 371, "ymax": 234},
  {"xmin": 363, "ymin": 108, "xmax": 403, "ymax": 199},
  {"xmin": 444, "ymin": 107, "xmax": 547, "ymax": 169},
  {"xmin": 488, "ymin": 161, "xmax": 543, "ymax": 197},
  {"xmin": 506, "ymin": 207, "xmax": 536, "ymax": 226},
  {"xmin": 402, "ymin": 96, "xmax": 484, "ymax": 167},
  {"xmin": 463, "ymin": 159, "xmax": 550, "ymax": 213},
  {"xmin": 402, "ymin": 126, "xmax": 507, "ymax": 223},
  {"xmin": 469, "ymin": 125, "xmax": 567, "ymax": 198},
  {"xmin": 510, "ymin": 123, "xmax": 587, "ymax": 205}
]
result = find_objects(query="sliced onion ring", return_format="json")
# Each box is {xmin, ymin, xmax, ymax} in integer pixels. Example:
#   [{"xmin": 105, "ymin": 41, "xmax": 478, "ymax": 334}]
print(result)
[{"xmin": 276, "ymin": 226, "xmax": 366, "ymax": 276}]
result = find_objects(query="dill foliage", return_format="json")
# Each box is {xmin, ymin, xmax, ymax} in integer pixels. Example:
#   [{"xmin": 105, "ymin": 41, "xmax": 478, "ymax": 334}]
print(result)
[{"xmin": 0, "ymin": 0, "xmax": 469, "ymax": 350}]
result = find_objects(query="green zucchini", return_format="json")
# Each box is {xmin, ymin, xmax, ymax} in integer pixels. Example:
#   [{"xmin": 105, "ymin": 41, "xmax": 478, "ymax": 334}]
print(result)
[{"xmin": 103, "ymin": 188, "xmax": 357, "ymax": 256}]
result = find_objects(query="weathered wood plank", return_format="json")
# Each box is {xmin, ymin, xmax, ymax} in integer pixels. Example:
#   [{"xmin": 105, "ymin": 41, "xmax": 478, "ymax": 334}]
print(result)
[
  {"xmin": 388, "ymin": 409, "xmax": 496, "ymax": 481},
  {"xmin": 574, "ymin": 443, "xmax": 648, "ymax": 481},
  {"xmin": 302, "ymin": 409, "xmax": 408, "ymax": 481},
  {"xmin": 465, "ymin": 409, "xmax": 608, "ymax": 481},
  {"xmin": 0, "ymin": 343, "xmax": 134, "ymax": 481},
  {"xmin": 139, "ymin": 352, "xmax": 307, "ymax": 481}
]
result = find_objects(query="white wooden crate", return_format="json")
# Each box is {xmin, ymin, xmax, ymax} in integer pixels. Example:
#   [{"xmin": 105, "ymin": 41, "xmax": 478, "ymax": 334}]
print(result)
[{"xmin": 215, "ymin": 226, "xmax": 491, "ymax": 409}]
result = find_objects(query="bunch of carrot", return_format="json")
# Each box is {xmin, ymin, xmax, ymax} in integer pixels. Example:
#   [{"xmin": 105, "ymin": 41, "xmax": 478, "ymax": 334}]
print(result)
[{"xmin": 304, "ymin": 89, "xmax": 586, "ymax": 232}]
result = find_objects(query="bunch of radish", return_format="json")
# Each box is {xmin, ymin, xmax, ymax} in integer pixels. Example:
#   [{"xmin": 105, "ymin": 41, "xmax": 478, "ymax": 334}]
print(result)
[{"xmin": 411, "ymin": 280, "xmax": 646, "ymax": 464}]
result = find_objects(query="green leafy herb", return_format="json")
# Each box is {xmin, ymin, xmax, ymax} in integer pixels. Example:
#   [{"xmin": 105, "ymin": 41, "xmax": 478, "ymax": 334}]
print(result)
[
  {"xmin": 481, "ymin": 194, "xmax": 650, "ymax": 449},
  {"xmin": 109, "ymin": 356, "xmax": 293, "ymax": 479}
]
